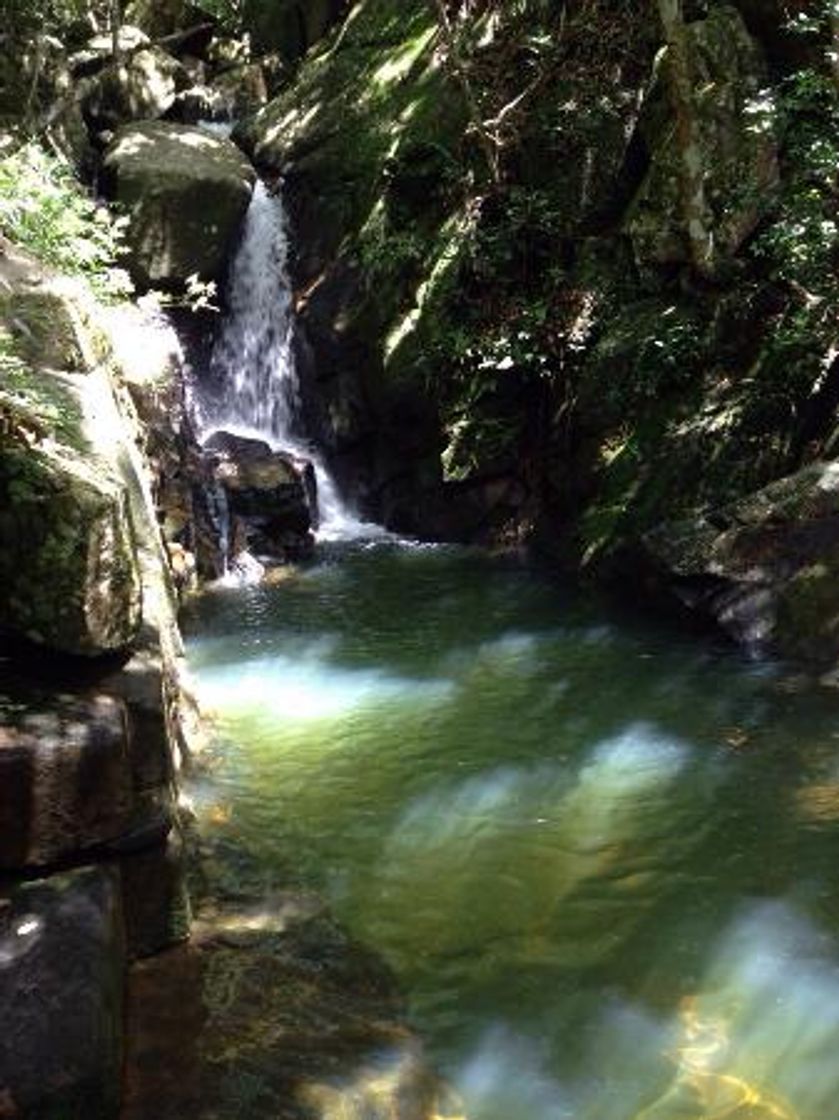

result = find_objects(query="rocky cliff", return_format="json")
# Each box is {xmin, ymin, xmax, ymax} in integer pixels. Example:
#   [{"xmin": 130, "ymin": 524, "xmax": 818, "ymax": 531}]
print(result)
[
  {"xmin": 238, "ymin": 0, "xmax": 839, "ymax": 663},
  {"xmin": 0, "ymin": 238, "xmax": 196, "ymax": 1118}
]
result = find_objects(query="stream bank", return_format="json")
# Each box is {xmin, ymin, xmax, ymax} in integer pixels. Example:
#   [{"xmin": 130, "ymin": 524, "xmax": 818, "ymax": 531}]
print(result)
[{"xmin": 6, "ymin": 1, "xmax": 839, "ymax": 1115}]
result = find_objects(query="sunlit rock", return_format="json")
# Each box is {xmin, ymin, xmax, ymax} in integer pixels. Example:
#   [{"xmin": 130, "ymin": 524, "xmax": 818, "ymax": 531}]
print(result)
[
  {"xmin": 103, "ymin": 121, "xmax": 255, "ymax": 289},
  {"xmin": 81, "ymin": 47, "xmax": 189, "ymax": 132},
  {"xmin": 0, "ymin": 269, "xmax": 143, "ymax": 655}
]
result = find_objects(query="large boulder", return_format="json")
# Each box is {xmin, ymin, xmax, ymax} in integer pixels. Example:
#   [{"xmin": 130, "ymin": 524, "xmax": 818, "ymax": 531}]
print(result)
[
  {"xmin": 0, "ymin": 440, "xmax": 143, "ymax": 655},
  {"xmin": 641, "ymin": 461, "xmax": 839, "ymax": 662},
  {"xmin": 0, "ymin": 867, "xmax": 125, "ymax": 1119},
  {"xmin": 626, "ymin": 5, "xmax": 778, "ymax": 276},
  {"xmin": 103, "ymin": 122, "xmax": 255, "ymax": 289},
  {"xmin": 196, "ymin": 431, "xmax": 315, "ymax": 574},
  {"xmin": 81, "ymin": 47, "xmax": 188, "ymax": 131},
  {"xmin": 0, "ymin": 693, "xmax": 135, "ymax": 871}
]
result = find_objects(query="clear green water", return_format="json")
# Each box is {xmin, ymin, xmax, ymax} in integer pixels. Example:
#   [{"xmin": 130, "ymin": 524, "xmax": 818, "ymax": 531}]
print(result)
[{"xmin": 184, "ymin": 543, "xmax": 839, "ymax": 1120}]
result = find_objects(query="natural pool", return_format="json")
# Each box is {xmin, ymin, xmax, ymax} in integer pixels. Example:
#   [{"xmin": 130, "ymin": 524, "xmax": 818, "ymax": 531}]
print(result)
[{"xmin": 184, "ymin": 542, "xmax": 839, "ymax": 1120}]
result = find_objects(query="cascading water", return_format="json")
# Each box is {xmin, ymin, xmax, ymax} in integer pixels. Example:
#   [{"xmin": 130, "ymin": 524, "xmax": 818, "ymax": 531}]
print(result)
[{"xmin": 198, "ymin": 181, "xmax": 384, "ymax": 543}]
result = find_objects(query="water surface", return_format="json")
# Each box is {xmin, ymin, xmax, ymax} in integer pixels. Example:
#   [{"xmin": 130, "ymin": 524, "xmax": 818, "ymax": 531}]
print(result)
[{"xmin": 185, "ymin": 543, "xmax": 839, "ymax": 1120}]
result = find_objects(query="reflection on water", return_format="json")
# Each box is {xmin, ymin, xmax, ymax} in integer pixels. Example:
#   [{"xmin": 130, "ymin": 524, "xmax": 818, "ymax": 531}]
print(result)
[{"xmin": 184, "ymin": 545, "xmax": 839, "ymax": 1120}]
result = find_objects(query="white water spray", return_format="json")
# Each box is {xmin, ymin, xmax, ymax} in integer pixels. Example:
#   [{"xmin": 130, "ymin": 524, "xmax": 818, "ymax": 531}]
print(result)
[{"xmin": 199, "ymin": 182, "xmax": 386, "ymax": 543}]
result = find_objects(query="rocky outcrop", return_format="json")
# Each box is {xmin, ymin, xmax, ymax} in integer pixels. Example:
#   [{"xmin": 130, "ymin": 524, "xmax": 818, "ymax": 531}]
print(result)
[
  {"xmin": 196, "ymin": 431, "xmax": 315, "ymax": 575},
  {"xmin": 0, "ymin": 278, "xmax": 144, "ymax": 657},
  {"xmin": 626, "ymin": 5, "xmax": 779, "ymax": 276},
  {"xmin": 81, "ymin": 45, "xmax": 189, "ymax": 132},
  {"xmin": 641, "ymin": 462, "xmax": 839, "ymax": 663},
  {"xmin": 0, "ymin": 867, "xmax": 125, "ymax": 1120},
  {"xmin": 103, "ymin": 122, "xmax": 255, "ymax": 289},
  {"xmin": 0, "ymin": 240, "xmax": 196, "ymax": 1116}
]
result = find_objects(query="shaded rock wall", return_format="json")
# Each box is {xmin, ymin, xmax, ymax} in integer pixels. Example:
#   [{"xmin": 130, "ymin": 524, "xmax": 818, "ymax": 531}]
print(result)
[
  {"xmin": 0, "ymin": 240, "xmax": 197, "ymax": 1117},
  {"xmin": 241, "ymin": 0, "xmax": 839, "ymax": 661}
]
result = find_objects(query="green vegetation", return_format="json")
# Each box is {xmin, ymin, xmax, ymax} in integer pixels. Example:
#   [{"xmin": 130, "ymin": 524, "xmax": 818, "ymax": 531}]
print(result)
[{"xmin": 0, "ymin": 142, "xmax": 132, "ymax": 299}]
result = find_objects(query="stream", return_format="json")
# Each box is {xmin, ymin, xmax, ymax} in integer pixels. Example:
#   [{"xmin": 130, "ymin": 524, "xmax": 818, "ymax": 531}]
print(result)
[{"xmin": 183, "ymin": 541, "xmax": 839, "ymax": 1120}]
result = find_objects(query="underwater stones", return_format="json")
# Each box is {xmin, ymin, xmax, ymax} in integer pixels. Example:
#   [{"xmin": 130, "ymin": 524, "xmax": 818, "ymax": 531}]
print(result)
[
  {"xmin": 627, "ymin": 4, "xmax": 778, "ymax": 276},
  {"xmin": 0, "ymin": 866, "xmax": 124, "ymax": 1120},
  {"xmin": 642, "ymin": 462, "xmax": 839, "ymax": 661},
  {"xmin": 103, "ymin": 121, "xmax": 255, "ymax": 289}
]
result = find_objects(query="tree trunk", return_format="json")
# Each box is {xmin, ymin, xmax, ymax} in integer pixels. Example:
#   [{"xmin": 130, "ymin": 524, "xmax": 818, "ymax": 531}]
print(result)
[
  {"xmin": 656, "ymin": 0, "xmax": 715, "ymax": 278},
  {"xmin": 429, "ymin": 0, "xmax": 501, "ymax": 185},
  {"xmin": 111, "ymin": 0, "xmax": 122, "ymax": 62}
]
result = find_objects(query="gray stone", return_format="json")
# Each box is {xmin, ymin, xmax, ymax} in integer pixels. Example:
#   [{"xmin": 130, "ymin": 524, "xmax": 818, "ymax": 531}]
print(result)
[
  {"xmin": 0, "ymin": 866, "xmax": 124, "ymax": 1119},
  {"xmin": 0, "ymin": 694, "xmax": 134, "ymax": 871},
  {"xmin": 82, "ymin": 48, "xmax": 188, "ymax": 131}
]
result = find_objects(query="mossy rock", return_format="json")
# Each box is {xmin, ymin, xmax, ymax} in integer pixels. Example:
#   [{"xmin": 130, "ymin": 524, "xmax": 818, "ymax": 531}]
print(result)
[
  {"xmin": 641, "ymin": 461, "xmax": 839, "ymax": 662},
  {"xmin": 626, "ymin": 5, "xmax": 778, "ymax": 275},
  {"xmin": 0, "ymin": 276, "xmax": 144, "ymax": 656},
  {"xmin": 0, "ymin": 441, "xmax": 143, "ymax": 655}
]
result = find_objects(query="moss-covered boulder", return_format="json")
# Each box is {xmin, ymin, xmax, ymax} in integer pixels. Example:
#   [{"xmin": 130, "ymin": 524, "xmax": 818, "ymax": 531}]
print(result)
[
  {"xmin": 0, "ymin": 277, "xmax": 145, "ymax": 656},
  {"xmin": 626, "ymin": 5, "xmax": 778, "ymax": 275},
  {"xmin": 103, "ymin": 121, "xmax": 255, "ymax": 289},
  {"xmin": 641, "ymin": 461, "xmax": 839, "ymax": 662}
]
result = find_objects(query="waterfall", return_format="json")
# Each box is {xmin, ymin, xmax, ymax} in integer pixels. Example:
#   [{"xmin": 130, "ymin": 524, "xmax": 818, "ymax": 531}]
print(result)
[{"xmin": 199, "ymin": 181, "xmax": 384, "ymax": 542}]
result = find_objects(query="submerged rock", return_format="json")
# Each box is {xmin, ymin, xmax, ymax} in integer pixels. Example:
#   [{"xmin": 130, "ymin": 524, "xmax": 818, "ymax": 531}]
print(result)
[
  {"xmin": 642, "ymin": 461, "xmax": 839, "ymax": 662},
  {"xmin": 121, "ymin": 831, "xmax": 451, "ymax": 1120},
  {"xmin": 103, "ymin": 121, "xmax": 255, "ymax": 290}
]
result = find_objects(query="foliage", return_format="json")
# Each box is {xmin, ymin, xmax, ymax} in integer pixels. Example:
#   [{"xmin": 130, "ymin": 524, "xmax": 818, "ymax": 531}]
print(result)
[
  {"xmin": 0, "ymin": 142, "xmax": 132, "ymax": 300},
  {"xmin": 0, "ymin": 0, "xmax": 108, "ymax": 37},
  {"xmin": 751, "ymin": 67, "xmax": 839, "ymax": 296}
]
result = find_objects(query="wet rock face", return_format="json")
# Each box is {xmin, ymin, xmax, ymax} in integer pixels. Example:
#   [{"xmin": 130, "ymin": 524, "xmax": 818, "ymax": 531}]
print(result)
[
  {"xmin": 641, "ymin": 462, "xmax": 839, "ymax": 662},
  {"xmin": 195, "ymin": 431, "xmax": 316, "ymax": 575},
  {"xmin": 103, "ymin": 122, "xmax": 255, "ymax": 290},
  {"xmin": 0, "ymin": 866, "xmax": 124, "ymax": 1120}
]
